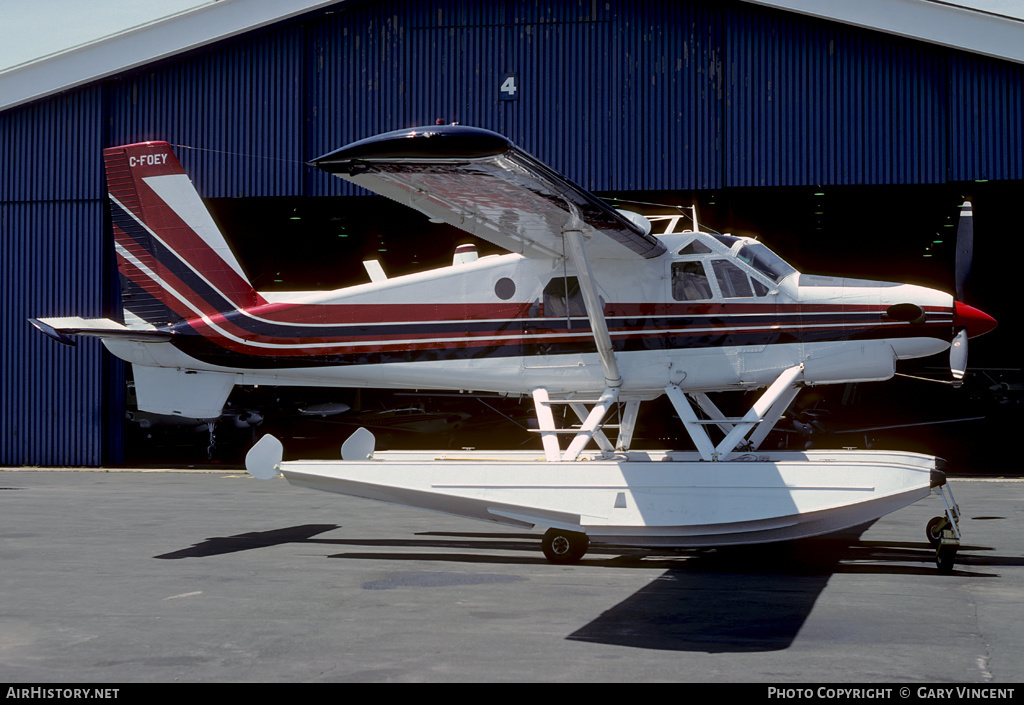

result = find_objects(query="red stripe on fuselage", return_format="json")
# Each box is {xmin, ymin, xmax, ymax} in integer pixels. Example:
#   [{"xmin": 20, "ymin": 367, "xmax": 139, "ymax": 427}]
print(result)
[
  {"xmin": 246, "ymin": 301, "xmax": 534, "ymax": 325},
  {"xmin": 160, "ymin": 298, "xmax": 956, "ymax": 358},
  {"xmin": 211, "ymin": 300, "xmax": 950, "ymax": 327}
]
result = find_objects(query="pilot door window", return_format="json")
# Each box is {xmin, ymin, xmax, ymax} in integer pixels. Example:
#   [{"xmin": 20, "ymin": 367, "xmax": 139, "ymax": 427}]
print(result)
[
  {"xmin": 712, "ymin": 259, "xmax": 771, "ymax": 297},
  {"xmin": 712, "ymin": 259, "xmax": 752, "ymax": 297}
]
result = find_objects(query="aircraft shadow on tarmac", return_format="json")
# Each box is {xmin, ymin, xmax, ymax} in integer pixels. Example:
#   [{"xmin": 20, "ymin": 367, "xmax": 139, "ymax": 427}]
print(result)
[
  {"xmin": 565, "ymin": 539, "xmax": 919, "ymax": 653},
  {"xmin": 152, "ymin": 522, "xmax": 1017, "ymax": 653},
  {"xmin": 153, "ymin": 524, "xmax": 341, "ymax": 558},
  {"xmin": 569, "ymin": 538, "xmax": 1013, "ymax": 652}
]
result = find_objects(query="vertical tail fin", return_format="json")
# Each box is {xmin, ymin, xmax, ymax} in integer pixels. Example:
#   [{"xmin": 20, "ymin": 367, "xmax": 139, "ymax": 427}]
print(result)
[{"xmin": 104, "ymin": 142, "xmax": 262, "ymax": 327}]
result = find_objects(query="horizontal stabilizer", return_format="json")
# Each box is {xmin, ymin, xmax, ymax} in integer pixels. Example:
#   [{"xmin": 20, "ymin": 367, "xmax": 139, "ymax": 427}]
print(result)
[{"xmin": 29, "ymin": 317, "xmax": 172, "ymax": 346}]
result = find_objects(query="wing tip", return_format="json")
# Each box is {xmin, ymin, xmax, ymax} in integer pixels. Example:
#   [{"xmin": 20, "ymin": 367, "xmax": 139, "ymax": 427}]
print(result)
[{"xmin": 310, "ymin": 125, "xmax": 512, "ymax": 172}]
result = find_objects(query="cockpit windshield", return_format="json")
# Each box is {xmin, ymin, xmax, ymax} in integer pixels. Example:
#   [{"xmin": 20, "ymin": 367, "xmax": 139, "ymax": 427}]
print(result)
[{"xmin": 736, "ymin": 242, "xmax": 797, "ymax": 284}]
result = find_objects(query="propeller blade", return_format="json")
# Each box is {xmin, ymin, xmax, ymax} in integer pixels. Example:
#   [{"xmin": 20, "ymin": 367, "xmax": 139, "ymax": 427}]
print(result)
[
  {"xmin": 955, "ymin": 200, "xmax": 973, "ymax": 301},
  {"xmin": 950, "ymin": 328, "xmax": 968, "ymax": 384}
]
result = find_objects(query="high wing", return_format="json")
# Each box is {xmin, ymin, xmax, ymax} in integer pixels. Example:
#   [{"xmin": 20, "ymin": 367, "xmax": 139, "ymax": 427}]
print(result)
[{"xmin": 310, "ymin": 125, "xmax": 667, "ymax": 261}]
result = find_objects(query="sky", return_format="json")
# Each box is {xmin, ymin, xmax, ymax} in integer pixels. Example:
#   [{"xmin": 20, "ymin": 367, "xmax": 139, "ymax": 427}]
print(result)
[
  {"xmin": 954, "ymin": 0, "xmax": 1024, "ymax": 17},
  {"xmin": 1, "ymin": 0, "xmax": 1023, "ymax": 71}
]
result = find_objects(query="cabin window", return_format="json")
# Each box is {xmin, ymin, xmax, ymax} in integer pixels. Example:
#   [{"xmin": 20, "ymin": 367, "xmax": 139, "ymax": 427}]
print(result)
[
  {"xmin": 494, "ymin": 277, "xmax": 516, "ymax": 300},
  {"xmin": 671, "ymin": 261, "xmax": 713, "ymax": 301},
  {"xmin": 543, "ymin": 276, "xmax": 586, "ymax": 317},
  {"xmin": 677, "ymin": 240, "xmax": 713, "ymax": 256}
]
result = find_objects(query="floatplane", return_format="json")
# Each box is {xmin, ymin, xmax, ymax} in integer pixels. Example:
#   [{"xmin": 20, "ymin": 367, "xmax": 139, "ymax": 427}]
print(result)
[{"xmin": 31, "ymin": 125, "xmax": 996, "ymax": 570}]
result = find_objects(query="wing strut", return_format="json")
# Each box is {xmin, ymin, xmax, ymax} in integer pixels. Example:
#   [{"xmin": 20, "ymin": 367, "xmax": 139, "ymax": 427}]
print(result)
[
  {"xmin": 526, "ymin": 229, "xmax": 624, "ymax": 462},
  {"xmin": 562, "ymin": 229, "xmax": 621, "ymax": 389}
]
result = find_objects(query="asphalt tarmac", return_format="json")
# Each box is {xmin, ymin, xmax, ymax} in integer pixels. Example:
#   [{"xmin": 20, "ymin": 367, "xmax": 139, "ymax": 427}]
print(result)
[{"xmin": 1, "ymin": 468, "xmax": 1022, "ymax": 684}]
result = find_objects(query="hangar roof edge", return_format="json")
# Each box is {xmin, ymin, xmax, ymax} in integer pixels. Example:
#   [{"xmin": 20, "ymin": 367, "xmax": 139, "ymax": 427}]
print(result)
[
  {"xmin": 742, "ymin": 0, "xmax": 1024, "ymax": 64},
  {"xmin": 0, "ymin": 0, "xmax": 343, "ymax": 112},
  {"xmin": 2, "ymin": 0, "xmax": 1023, "ymax": 113}
]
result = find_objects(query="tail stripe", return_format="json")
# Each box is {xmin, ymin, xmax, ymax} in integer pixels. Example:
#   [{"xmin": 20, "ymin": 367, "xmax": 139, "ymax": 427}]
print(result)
[
  {"xmin": 114, "ymin": 240, "xmax": 260, "ymax": 346},
  {"xmin": 139, "ymin": 173, "xmax": 255, "ymax": 297},
  {"xmin": 110, "ymin": 195, "xmax": 240, "ymax": 318}
]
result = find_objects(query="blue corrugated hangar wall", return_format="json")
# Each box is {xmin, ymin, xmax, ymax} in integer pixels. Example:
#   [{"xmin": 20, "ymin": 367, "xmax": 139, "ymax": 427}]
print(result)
[{"xmin": 3, "ymin": 0, "xmax": 1023, "ymax": 466}]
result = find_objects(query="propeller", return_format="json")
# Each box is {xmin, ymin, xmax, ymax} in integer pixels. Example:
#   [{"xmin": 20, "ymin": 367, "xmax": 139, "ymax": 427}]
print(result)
[
  {"xmin": 955, "ymin": 200, "xmax": 973, "ymax": 302},
  {"xmin": 949, "ymin": 328, "xmax": 968, "ymax": 384},
  {"xmin": 952, "ymin": 200, "xmax": 972, "ymax": 385},
  {"xmin": 948, "ymin": 200, "xmax": 997, "ymax": 386},
  {"xmin": 892, "ymin": 200, "xmax": 995, "ymax": 387}
]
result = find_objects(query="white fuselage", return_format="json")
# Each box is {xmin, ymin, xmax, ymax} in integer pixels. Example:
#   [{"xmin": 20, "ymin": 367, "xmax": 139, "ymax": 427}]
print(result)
[{"xmin": 104, "ymin": 230, "xmax": 954, "ymax": 403}]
